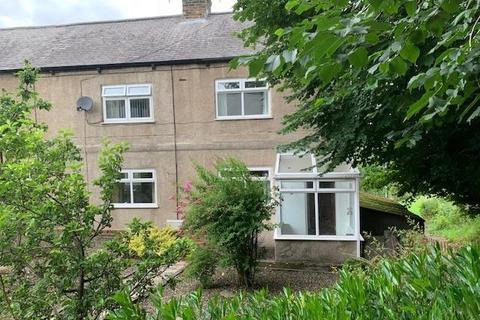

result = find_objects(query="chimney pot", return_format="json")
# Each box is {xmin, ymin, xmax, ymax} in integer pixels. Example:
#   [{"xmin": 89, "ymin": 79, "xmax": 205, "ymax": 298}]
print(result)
[{"xmin": 183, "ymin": 0, "xmax": 212, "ymax": 19}]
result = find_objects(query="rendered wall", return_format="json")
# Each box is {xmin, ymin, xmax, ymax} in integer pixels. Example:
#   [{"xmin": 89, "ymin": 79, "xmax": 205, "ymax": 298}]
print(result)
[{"xmin": 275, "ymin": 240, "xmax": 357, "ymax": 265}]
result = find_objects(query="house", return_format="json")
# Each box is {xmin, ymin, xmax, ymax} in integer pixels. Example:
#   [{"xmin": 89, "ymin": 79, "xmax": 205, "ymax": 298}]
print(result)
[{"xmin": 0, "ymin": 0, "xmax": 365, "ymax": 264}]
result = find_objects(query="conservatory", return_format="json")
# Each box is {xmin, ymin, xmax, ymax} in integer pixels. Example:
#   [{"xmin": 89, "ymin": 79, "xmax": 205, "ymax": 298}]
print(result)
[{"xmin": 273, "ymin": 153, "xmax": 361, "ymax": 263}]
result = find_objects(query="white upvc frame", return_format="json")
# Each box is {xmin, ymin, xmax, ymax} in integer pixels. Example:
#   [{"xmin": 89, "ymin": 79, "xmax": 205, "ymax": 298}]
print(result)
[
  {"xmin": 215, "ymin": 78, "xmax": 272, "ymax": 120},
  {"xmin": 247, "ymin": 166, "xmax": 273, "ymax": 190},
  {"xmin": 102, "ymin": 84, "xmax": 154, "ymax": 124},
  {"xmin": 113, "ymin": 169, "xmax": 158, "ymax": 209}
]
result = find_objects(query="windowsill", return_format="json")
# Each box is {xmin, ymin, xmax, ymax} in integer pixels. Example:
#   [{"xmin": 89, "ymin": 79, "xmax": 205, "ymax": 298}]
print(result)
[
  {"xmin": 215, "ymin": 115, "xmax": 273, "ymax": 121},
  {"xmin": 112, "ymin": 203, "xmax": 159, "ymax": 209},
  {"xmin": 102, "ymin": 120, "xmax": 155, "ymax": 125},
  {"xmin": 274, "ymin": 235, "xmax": 357, "ymax": 241}
]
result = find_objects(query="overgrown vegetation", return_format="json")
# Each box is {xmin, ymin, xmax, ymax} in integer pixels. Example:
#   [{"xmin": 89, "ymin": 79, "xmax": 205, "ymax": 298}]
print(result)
[
  {"xmin": 411, "ymin": 197, "xmax": 480, "ymax": 243},
  {"xmin": 107, "ymin": 245, "xmax": 480, "ymax": 319},
  {"xmin": 0, "ymin": 64, "xmax": 189, "ymax": 319},
  {"xmin": 232, "ymin": 0, "xmax": 480, "ymax": 210},
  {"xmin": 183, "ymin": 158, "xmax": 277, "ymax": 288}
]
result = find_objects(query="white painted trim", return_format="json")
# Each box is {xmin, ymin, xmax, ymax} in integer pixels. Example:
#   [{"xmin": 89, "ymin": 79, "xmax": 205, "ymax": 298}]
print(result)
[
  {"xmin": 102, "ymin": 84, "xmax": 154, "ymax": 124},
  {"xmin": 112, "ymin": 169, "xmax": 158, "ymax": 208},
  {"xmin": 215, "ymin": 78, "xmax": 271, "ymax": 120},
  {"xmin": 355, "ymin": 177, "xmax": 361, "ymax": 257},
  {"xmin": 274, "ymin": 234, "xmax": 357, "ymax": 241}
]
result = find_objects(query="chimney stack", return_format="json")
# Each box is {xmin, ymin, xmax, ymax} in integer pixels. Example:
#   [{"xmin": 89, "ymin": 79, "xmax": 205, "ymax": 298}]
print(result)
[{"xmin": 183, "ymin": 0, "xmax": 212, "ymax": 19}]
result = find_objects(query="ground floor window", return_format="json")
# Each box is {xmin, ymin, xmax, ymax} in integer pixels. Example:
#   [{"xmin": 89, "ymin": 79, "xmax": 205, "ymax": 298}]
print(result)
[
  {"xmin": 274, "ymin": 152, "xmax": 359, "ymax": 240},
  {"xmin": 112, "ymin": 169, "xmax": 157, "ymax": 208},
  {"xmin": 248, "ymin": 167, "xmax": 272, "ymax": 194},
  {"xmin": 279, "ymin": 180, "xmax": 356, "ymax": 236}
]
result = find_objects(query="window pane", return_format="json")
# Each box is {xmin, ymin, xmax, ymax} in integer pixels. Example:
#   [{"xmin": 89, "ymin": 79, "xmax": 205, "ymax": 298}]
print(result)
[
  {"xmin": 132, "ymin": 172, "xmax": 153, "ymax": 179},
  {"xmin": 106, "ymin": 100, "xmax": 126, "ymax": 119},
  {"xmin": 217, "ymin": 92, "xmax": 241, "ymax": 116},
  {"xmin": 278, "ymin": 154, "xmax": 314, "ymax": 173},
  {"xmin": 249, "ymin": 170, "xmax": 269, "ymax": 178},
  {"xmin": 280, "ymin": 181, "xmax": 314, "ymax": 189},
  {"xmin": 318, "ymin": 193, "xmax": 355, "ymax": 236},
  {"xmin": 217, "ymin": 81, "xmax": 240, "ymax": 90},
  {"xmin": 130, "ymin": 98, "xmax": 150, "ymax": 118},
  {"xmin": 132, "ymin": 182, "xmax": 155, "ymax": 204},
  {"xmin": 319, "ymin": 181, "xmax": 354, "ymax": 190},
  {"xmin": 245, "ymin": 80, "xmax": 267, "ymax": 88},
  {"xmin": 103, "ymin": 86, "xmax": 125, "ymax": 96},
  {"xmin": 120, "ymin": 172, "xmax": 128, "ymax": 179},
  {"xmin": 127, "ymin": 85, "xmax": 151, "ymax": 96},
  {"xmin": 244, "ymin": 92, "xmax": 267, "ymax": 115},
  {"xmin": 112, "ymin": 182, "xmax": 131, "ymax": 203},
  {"xmin": 281, "ymin": 193, "xmax": 316, "ymax": 235}
]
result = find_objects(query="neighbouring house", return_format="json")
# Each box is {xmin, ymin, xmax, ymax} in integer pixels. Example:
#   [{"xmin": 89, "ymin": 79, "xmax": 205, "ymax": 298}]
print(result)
[{"xmin": 0, "ymin": 0, "xmax": 419, "ymax": 264}]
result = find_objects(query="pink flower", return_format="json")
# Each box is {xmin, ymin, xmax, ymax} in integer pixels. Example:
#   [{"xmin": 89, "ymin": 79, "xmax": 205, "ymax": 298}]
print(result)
[{"xmin": 183, "ymin": 180, "xmax": 192, "ymax": 193}]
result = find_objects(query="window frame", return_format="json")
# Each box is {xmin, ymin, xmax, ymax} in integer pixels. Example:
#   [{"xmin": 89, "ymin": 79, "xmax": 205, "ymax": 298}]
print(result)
[
  {"xmin": 102, "ymin": 84, "xmax": 154, "ymax": 124},
  {"xmin": 247, "ymin": 167, "xmax": 273, "ymax": 192},
  {"xmin": 215, "ymin": 78, "xmax": 272, "ymax": 120},
  {"xmin": 275, "ymin": 177, "xmax": 359, "ymax": 241},
  {"xmin": 112, "ymin": 169, "xmax": 158, "ymax": 209}
]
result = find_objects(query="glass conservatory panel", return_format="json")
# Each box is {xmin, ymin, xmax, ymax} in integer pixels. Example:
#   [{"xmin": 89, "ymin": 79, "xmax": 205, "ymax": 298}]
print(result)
[
  {"xmin": 277, "ymin": 154, "xmax": 314, "ymax": 174},
  {"xmin": 317, "ymin": 192, "xmax": 355, "ymax": 236},
  {"xmin": 280, "ymin": 193, "xmax": 316, "ymax": 235}
]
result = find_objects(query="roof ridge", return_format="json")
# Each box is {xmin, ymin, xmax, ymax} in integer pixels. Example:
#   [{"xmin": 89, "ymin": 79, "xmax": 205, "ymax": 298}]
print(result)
[{"xmin": 0, "ymin": 12, "xmax": 233, "ymax": 31}]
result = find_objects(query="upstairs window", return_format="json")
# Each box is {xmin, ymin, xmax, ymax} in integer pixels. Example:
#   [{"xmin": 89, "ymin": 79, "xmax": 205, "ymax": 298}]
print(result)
[
  {"xmin": 102, "ymin": 84, "xmax": 153, "ymax": 123},
  {"xmin": 215, "ymin": 79, "xmax": 270, "ymax": 120},
  {"xmin": 112, "ymin": 169, "xmax": 157, "ymax": 208}
]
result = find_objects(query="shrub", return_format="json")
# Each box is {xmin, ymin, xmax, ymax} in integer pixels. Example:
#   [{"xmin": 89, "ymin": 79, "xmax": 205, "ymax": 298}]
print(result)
[
  {"xmin": 108, "ymin": 245, "xmax": 480, "ymax": 319},
  {"xmin": 185, "ymin": 244, "xmax": 219, "ymax": 288},
  {"xmin": 183, "ymin": 158, "xmax": 277, "ymax": 288}
]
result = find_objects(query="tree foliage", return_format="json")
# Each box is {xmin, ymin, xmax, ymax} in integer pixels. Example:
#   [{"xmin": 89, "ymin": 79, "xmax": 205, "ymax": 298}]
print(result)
[
  {"xmin": 232, "ymin": 0, "xmax": 480, "ymax": 209},
  {"xmin": 183, "ymin": 158, "xmax": 276, "ymax": 288},
  {"xmin": 0, "ymin": 63, "xmax": 190, "ymax": 319}
]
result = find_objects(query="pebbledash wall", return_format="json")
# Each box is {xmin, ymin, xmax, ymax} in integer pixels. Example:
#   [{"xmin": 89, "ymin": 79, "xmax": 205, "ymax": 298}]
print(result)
[{"xmin": 0, "ymin": 63, "xmax": 316, "ymax": 256}]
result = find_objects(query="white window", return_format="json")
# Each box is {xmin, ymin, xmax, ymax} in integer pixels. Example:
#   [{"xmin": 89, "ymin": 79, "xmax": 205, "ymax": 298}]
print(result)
[
  {"xmin": 112, "ymin": 169, "xmax": 157, "ymax": 208},
  {"xmin": 248, "ymin": 167, "xmax": 273, "ymax": 193},
  {"xmin": 274, "ymin": 153, "xmax": 360, "ymax": 241},
  {"xmin": 102, "ymin": 84, "xmax": 153, "ymax": 123},
  {"xmin": 215, "ymin": 79, "xmax": 270, "ymax": 120},
  {"xmin": 279, "ymin": 180, "xmax": 356, "ymax": 237}
]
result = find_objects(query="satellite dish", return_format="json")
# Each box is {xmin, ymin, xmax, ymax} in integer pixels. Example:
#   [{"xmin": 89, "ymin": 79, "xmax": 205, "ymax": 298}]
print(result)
[{"xmin": 76, "ymin": 96, "xmax": 93, "ymax": 111}]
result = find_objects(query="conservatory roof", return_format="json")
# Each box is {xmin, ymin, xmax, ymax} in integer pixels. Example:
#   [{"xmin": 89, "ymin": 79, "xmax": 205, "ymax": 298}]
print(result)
[{"xmin": 275, "ymin": 153, "xmax": 359, "ymax": 179}]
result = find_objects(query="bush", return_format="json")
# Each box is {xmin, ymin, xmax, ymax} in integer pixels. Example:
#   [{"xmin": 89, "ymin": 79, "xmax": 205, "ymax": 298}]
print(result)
[
  {"xmin": 108, "ymin": 245, "xmax": 480, "ymax": 319},
  {"xmin": 185, "ymin": 244, "xmax": 219, "ymax": 288},
  {"xmin": 183, "ymin": 158, "xmax": 277, "ymax": 288}
]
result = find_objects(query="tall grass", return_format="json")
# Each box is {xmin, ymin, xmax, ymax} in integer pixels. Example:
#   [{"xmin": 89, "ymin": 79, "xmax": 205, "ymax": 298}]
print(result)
[
  {"xmin": 108, "ymin": 245, "xmax": 480, "ymax": 320},
  {"xmin": 410, "ymin": 196, "xmax": 480, "ymax": 243}
]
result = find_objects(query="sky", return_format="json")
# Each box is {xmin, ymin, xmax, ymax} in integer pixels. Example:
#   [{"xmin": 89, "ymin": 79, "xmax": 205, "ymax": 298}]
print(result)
[{"xmin": 0, "ymin": 0, "xmax": 236, "ymax": 28}]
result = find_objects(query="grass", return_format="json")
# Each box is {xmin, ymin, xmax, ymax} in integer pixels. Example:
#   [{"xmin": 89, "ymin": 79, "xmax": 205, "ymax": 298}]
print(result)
[{"xmin": 409, "ymin": 196, "xmax": 480, "ymax": 243}]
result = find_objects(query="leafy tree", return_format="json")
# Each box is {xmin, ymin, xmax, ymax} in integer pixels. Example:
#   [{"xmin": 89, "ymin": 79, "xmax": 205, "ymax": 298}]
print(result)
[
  {"xmin": 0, "ymin": 63, "xmax": 190, "ymax": 320},
  {"xmin": 232, "ymin": 0, "xmax": 480, "ymax": 210},
  {"xmin": 183, "ymin": 158, "xmax": 276, "ymax": 288}
]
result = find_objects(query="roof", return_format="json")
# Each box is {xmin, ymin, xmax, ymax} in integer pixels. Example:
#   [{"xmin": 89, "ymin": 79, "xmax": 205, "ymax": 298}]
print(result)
[
  {"xmin": 360, "ymin": 192, "xmax": 423, "ymax": 220},
  {"xmin": 0, "ymin": 13, "xmax": 253, "ymax": 72}
]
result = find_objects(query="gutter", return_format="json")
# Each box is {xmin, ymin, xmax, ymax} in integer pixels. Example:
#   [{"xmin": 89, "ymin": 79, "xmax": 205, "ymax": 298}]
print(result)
[{"xmin": 0, "ymin": 56, "xmax": 238, "ymax": 74}]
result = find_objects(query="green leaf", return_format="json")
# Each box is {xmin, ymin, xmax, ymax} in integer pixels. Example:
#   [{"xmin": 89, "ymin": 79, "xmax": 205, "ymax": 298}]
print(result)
[
  {"xmin": 348, "ymin": 47, "xmax": 369, "ymax": 68},
  {"xmin": 248, "ymin": 58, "xmax": 265, "ymax": 77},
  {"xmin": 391, "ymin": 57, "xmax": 408, "ymax": 75},
  {"xmin": 406, "ymin": 91, "xmax": 434, "ymax": 119},
  {"xmin": 400, "ymin": 42, "xmax": 420, "ymax": 63},
  {"xmin": 440, "ymin": 0, "xmax": 461, "ymax": 13},
  {"xmin": 285, "ymin": 0, "xmax": 298, "ymax": 11},
  {"xmin": 405, "ymin": 1, "xmax": 417, "ymax": 16},
  {"xmin": 318, "ymin": 63, "xmax": 342, "ymax": 84},
  {"xmin": 274, "ymin": 28, "xmax": 285, "ymax": 37}
]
